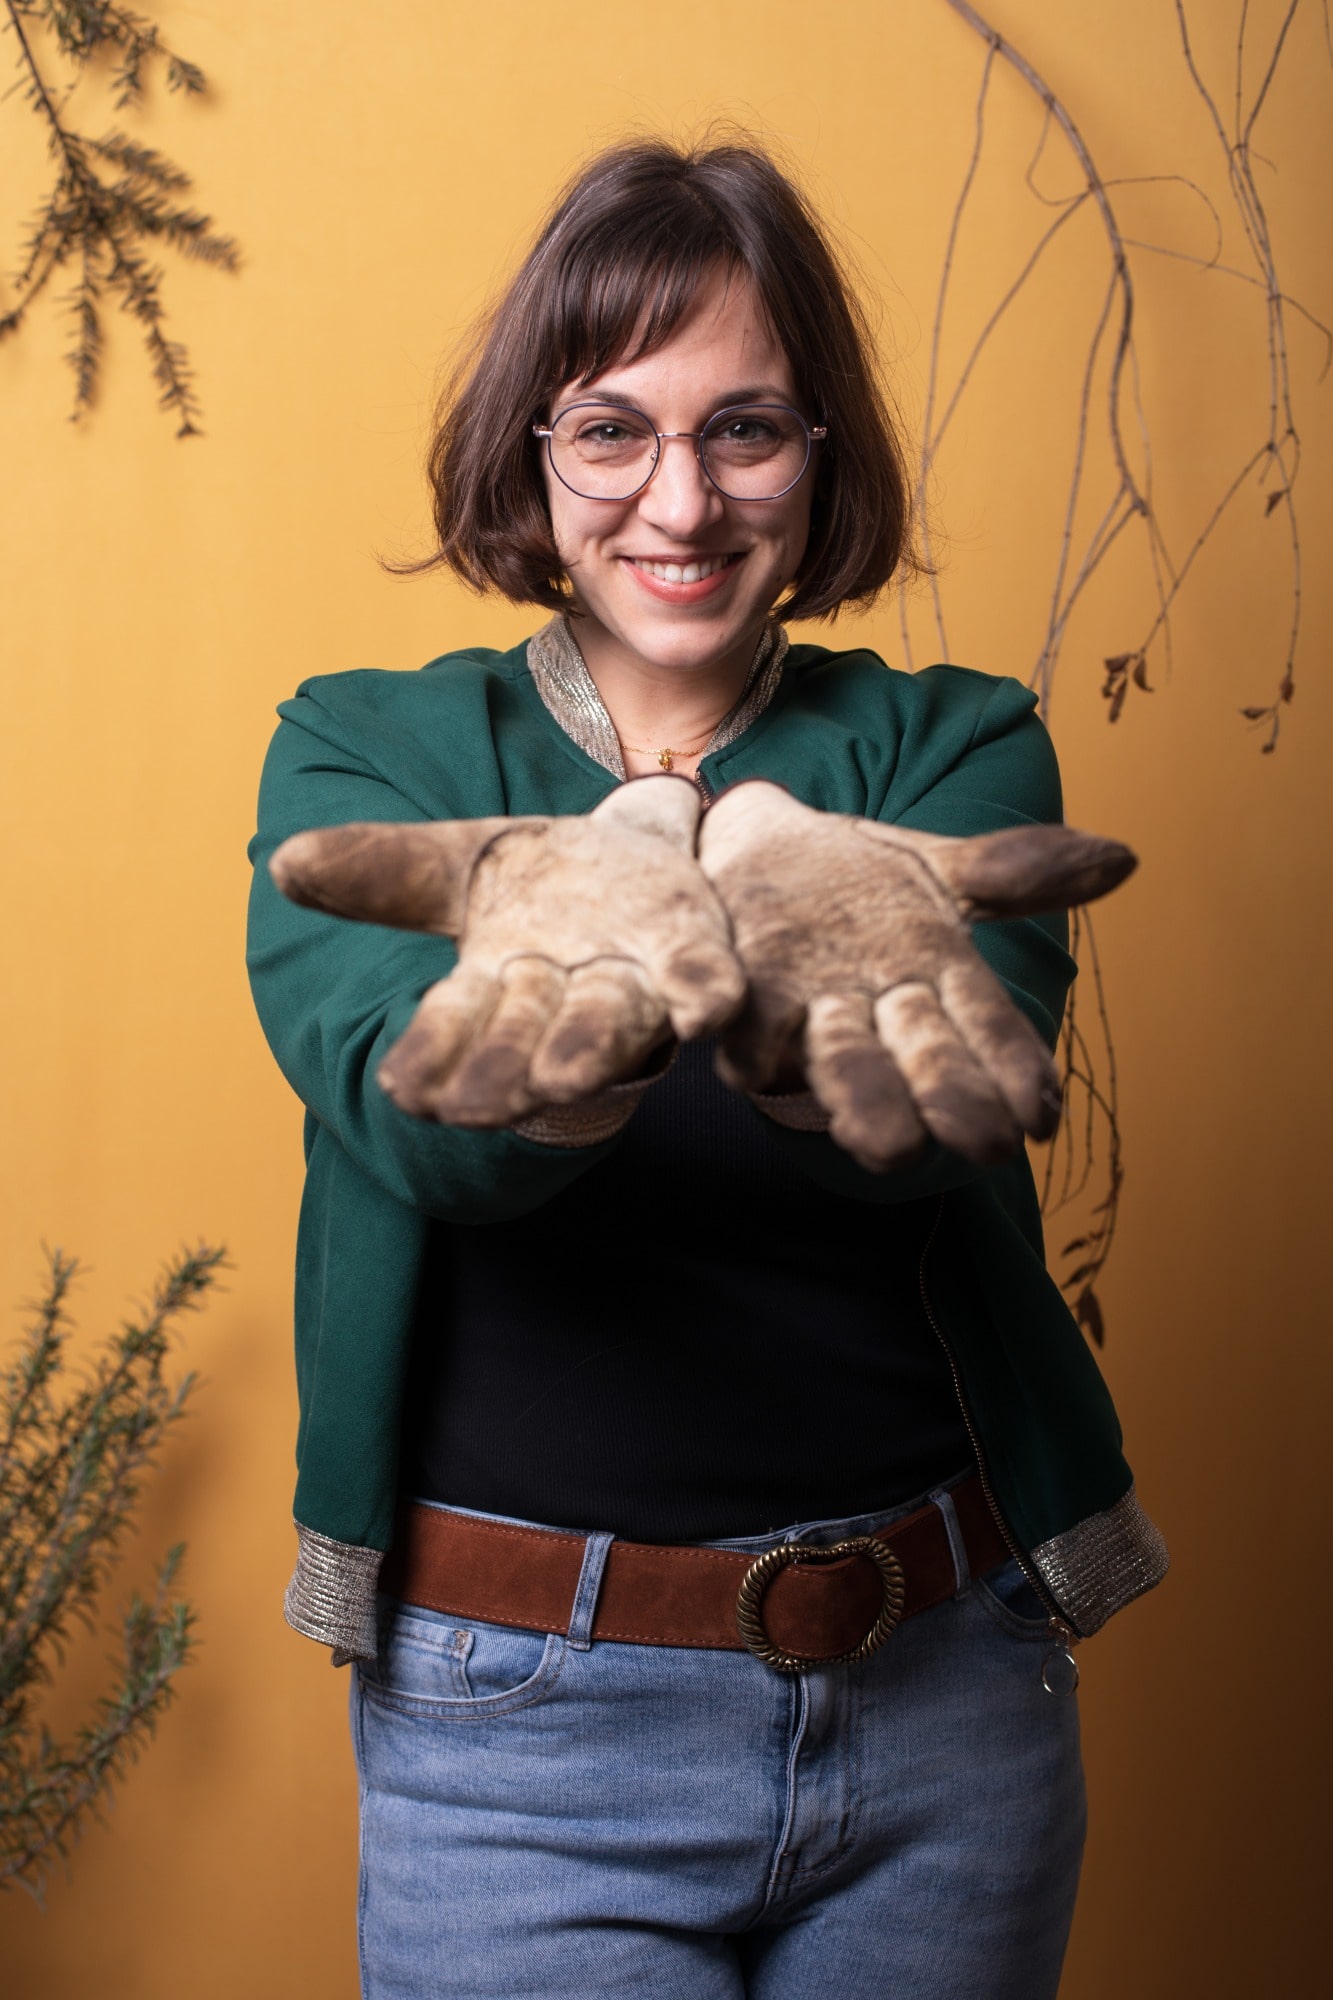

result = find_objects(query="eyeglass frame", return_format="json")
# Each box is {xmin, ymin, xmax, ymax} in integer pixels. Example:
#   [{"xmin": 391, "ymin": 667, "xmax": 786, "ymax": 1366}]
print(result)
[{"xmin": 531, "ymin": 400, "xmax": 829, "ymax": 504}]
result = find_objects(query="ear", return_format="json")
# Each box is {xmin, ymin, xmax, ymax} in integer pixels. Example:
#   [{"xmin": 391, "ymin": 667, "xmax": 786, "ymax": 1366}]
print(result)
[
  {"xmin": 269, "ymin": 817, "xmax": 548, "ymax": 936},
  {"xmin": 922, "ymin": 823, "xmax": 1138, "ymax": 920}
]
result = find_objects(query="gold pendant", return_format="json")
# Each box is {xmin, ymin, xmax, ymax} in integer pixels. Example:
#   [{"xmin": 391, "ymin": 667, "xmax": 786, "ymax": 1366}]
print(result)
[{"xmin": 658, "ymin": 748, "xmax": 674, "ymax": 771}]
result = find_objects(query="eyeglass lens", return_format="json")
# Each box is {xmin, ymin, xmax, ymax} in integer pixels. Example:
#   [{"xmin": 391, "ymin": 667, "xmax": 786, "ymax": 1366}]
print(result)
[{"xmin": 547, "ymin": 404, "xmax": 813, "ymax": 501}]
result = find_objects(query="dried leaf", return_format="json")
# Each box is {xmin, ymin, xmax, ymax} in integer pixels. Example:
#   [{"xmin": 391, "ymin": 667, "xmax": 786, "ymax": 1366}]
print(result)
[
  {"xmin": 1264, "ymin": 488, "xmax": 1287, "ymax": 517},
  {"xmin": 1279, "ymin": 674, "xmax": 1295, "ymax": 704},
  {"xmin": 1063, "ymin": 1261, "xmax": 1100, "ymax": 1287},
  {"xmin": 1239, "ymin": 706, "xmax": 1270, "ymax": 720},
  {"xmin": 1107, "ymin": 680, "xmax": 1127, "ymax": 724},
  {"xmin": 1061, "ymin": 1237, "xmax": 1090, "ymax": 1255},
  {"xmin": 1075, "ymin": 1289, "xmax": 1106, "ymax": 1348},
  {"xmin": 1131, "ymin": 656, "xmax": 1154, "ymax": 692}
]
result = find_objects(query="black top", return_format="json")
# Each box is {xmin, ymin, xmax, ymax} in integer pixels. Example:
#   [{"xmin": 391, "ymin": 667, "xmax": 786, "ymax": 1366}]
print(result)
[{"xmin": 399, "ymin": 1040, "xmax": 973, "ymax": 1542}]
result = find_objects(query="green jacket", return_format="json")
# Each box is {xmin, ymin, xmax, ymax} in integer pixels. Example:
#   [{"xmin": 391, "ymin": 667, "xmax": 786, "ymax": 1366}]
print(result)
[{"xmin": 247, "ymin": 633, "xmax": 1167, "ymax": 1660}]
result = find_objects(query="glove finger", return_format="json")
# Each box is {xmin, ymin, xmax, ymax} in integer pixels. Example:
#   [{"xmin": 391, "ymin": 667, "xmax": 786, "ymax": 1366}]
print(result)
[
  {"xmin": 696, "ymin": 778, "xmax": 812, "ymax": 875},
  {"xmin": 425, "ymin": 957, "xmax": 570, "ymax": 1126},
  {"xmin": 914, "ymin": 823, "xmax": 1137, "ymax": 922},
  {"xmin": 647, "ymin": 931, "xmax": 748, "ymax": 1042},
  {"xmin": 270, "ymin": 818, "xmax": 539, "ymax": 935},
  {"xmin": 528, "ymin": 960, "xmax": 668, "ymax": 1101},
  {"xmin": 377, "ymin": 962, "xmax": 502, "ymax": 1117},
  {"xmin": 937, "ymin": 957, "xmax": 1063, "ymax": 1139},
  {"xmin": 803, "ymin": 991, "xmax": 928, "ymax": 1173},
  {"xmin": 591, "ymin": 771, "xmax": 703, "ymax": 851},
  {"xmin": 715, "ymin": 981, "xmax": 807, "ymax": 1093},
  {"xmin": 874, "ymin": 983, "xmax": 1019, "ymax": 1165}
]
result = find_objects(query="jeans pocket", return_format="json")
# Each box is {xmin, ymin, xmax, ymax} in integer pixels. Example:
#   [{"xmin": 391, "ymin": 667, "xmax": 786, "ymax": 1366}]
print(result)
[
  {"xmin": 970, "ymin": 1557, "xmax": 1053, "ymax": 1639},
  {"xmin": 361, "ymin": 1601, "xmax": 567, "ymax": 1720}
]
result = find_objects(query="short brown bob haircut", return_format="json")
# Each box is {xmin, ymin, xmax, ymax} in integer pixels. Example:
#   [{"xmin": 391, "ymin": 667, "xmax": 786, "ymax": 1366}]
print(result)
[{"xmin": 419, "ymin": 138, "xmax": 918, "ymax": 621}]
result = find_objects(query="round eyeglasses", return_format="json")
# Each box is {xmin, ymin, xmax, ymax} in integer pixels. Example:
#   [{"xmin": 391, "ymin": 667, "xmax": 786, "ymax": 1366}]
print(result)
[{"xmin": 532, "ymin": 402, "xmax": 828, "ymax": 503}]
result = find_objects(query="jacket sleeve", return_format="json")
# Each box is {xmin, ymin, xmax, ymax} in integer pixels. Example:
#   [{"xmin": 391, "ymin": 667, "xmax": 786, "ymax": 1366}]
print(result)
[
  {"xmin": 246, "ymin": 700, "xmax": 621, "ymax": 1224},
  {"xmin": 750, "ymin": 675, "xmax": 1076, "ymax": 1206}
]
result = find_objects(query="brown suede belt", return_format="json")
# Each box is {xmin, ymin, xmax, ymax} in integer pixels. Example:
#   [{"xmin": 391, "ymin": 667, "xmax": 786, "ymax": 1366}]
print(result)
[{"xmin": 382, "ymin": 1476, "xmax": 1012, "ymax": 1670}]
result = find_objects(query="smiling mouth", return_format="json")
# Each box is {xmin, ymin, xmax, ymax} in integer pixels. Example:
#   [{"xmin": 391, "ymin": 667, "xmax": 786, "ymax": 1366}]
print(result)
[{"xmin": 628, "ymin": 553, "xmax": 741, "ymax": 585}]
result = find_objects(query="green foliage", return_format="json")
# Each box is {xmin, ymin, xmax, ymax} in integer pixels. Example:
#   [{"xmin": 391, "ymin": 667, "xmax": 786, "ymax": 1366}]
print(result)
[
  {"xmin": 1, "ymin": 2, "xmax": 239, "ymax": 433},
  {"xmin": 0, "ymin": 1243, "xmax": 224, "ymax": 1898}
]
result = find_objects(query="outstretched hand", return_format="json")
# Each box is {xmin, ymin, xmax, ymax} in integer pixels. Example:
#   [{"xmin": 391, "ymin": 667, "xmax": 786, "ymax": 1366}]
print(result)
[
  {"xmin": 269, "ymin": 775, "xmax": 744, "ymax": 1126},
  {"xmin": 698, "ymin": 781, "xmax": 1136, "ymax": 1173},
  {"xmin": 271, "ymin": 774, "xmax": 1137, "ymax": 1167}
]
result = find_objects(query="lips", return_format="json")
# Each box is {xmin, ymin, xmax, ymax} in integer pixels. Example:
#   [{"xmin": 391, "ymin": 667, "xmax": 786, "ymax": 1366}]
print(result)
[
  {"xmin": 623, "ymin": 551, "xmax": 743, "ymax": 605},
  {"xmin": 630, "ymin": 553, "xmax": 739, "ymax": 583}
]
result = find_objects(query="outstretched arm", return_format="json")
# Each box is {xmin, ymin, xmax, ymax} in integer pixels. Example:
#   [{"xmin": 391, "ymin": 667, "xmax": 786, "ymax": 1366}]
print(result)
[
  {"xmin": 717, "ymin": 684, "xmax": 1122, "ymax": 1204},
  {"xmin": 247, "ymin": 717, "xmax": 693, "ymax": 1222},
  {"xmin": 699, "ymin": 782, "xmax": 1132, "ymax": 1172},
  {"xmin": 268, "ymin": 772, "xmax": 743, "ymax": 1126}
]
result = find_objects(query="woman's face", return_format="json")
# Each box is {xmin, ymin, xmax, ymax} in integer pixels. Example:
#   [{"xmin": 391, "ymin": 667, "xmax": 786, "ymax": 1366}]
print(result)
[{"xmin": 541, "ymin": 272, "xmax": 815, "ymax": 681}]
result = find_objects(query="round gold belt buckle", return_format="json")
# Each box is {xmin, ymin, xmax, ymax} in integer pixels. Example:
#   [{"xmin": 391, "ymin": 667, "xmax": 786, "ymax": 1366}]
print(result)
[{"xmin": 734, "ymin": 1533, "xmax": 907, "ymax": 1673}]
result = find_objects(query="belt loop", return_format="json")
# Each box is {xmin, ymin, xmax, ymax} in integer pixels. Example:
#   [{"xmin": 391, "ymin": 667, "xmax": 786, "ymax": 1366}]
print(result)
[
  {"xmin": 567, "ymin": 1531, "xmax": 613, "ymax": 1651},
  {"xmin": 930, "ymin": 1483, "xmax": 971, "ymax": 1597}
]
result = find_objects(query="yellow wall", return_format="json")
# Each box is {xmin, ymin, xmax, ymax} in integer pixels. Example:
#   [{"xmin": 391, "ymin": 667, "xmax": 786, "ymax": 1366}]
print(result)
[{"xmin": 2, "ymin": 2, "xmax": 1329, "ymax": 1991}]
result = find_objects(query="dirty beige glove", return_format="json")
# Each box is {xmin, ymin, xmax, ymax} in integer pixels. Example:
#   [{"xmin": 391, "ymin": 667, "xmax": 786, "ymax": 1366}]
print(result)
[
  {"xmin": 698, "ymin": 781, "xmax": 1136, "ymax": 1173},
  {"xmin": 270, "ymin": 775, "xmax": 744, "ymax": 1127}
]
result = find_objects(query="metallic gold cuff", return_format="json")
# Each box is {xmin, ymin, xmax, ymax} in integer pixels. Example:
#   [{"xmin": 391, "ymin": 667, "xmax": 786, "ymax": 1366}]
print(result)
[
  {"xmin": 285, "ymin": 1523, "xmax": 382, "ymax": 1665},
  {"xmin": 1030, "ymin": 1484, "xmax": 1169, "ymax": 1636},
  {"xmin": 514, "ymin": 1045, "xmax": 677, "ymax": 1149},
  {"xmin": 748, "ymin": 1087, "xmax": 831, "ymax": 1133}
]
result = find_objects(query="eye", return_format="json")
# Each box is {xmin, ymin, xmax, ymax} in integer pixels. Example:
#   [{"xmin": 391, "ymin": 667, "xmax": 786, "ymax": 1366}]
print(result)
[
  {"xmin": 717, "ymin": 415, "xmax": 779, "ymax": 445},
  {"xmin": 704, "ymin": 408, "xmax": 796, "ymax": 462},
  {"xmin": 576, "ymin": 419, "xmax": 636, "ymax": 449},
  {"xmin": 551, "ymin": 406, "xmax": 656, "ymax": 458}
]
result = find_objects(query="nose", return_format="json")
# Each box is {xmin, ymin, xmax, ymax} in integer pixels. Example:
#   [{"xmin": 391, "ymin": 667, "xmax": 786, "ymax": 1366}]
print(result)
[{"xmin": 637, "ymin": 433, "xmax": 726, "ymax": 540}]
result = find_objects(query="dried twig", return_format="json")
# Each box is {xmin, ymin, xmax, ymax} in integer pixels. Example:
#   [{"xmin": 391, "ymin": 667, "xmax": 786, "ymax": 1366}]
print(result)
[
  {"xmin": 1172, "ymin": 0, "xmax": 1308, "ymax": 748},
  {"xmin": 1038, "ymin": 910, "xmax": 1121, "ymax": 1345},
  {"xmin": 932, "ymin": 0, "xmax": 1325, "ymax": 737},
  {"xmin": 926, "ymin": 1, "xmax": 1327, "ymax": 1325}
]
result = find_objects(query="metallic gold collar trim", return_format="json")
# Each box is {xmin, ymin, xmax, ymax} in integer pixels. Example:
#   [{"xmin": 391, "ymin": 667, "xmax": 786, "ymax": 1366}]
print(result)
[{"xmin": 526, "ymin": 614, "xmax": 789, "ymax": 780}]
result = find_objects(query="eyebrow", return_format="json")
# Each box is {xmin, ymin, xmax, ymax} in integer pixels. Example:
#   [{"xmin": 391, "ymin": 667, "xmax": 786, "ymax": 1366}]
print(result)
[{"xmin": 557, "ymin": 384, "xmax": 794, "ymax": 414}]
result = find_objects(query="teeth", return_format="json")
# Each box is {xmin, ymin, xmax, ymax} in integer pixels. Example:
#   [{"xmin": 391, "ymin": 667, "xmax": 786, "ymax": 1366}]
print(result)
[{"xmin": 634, "ymin": 555, "xmax": 733, "ymax": 583}]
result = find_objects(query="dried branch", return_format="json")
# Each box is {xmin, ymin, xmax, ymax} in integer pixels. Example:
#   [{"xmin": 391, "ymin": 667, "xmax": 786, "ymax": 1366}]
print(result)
[
  {"xmin": 0, "ymin": 1, "xmax": 238, "ymax": 433},
  {"xmin": 920, "ymin": 32, "xmax": 996, "ymax": 660},
  {"xmin": 925, "ymin": 1, "xmax": 1328, "ymax": 1326},
  {"xmin": 936, "ymin": 0, "xmax": 1157, "ymax": 720},
  {"xmin": 934, "ymin": 0, "xmax": 1324, "ymax": 741},
  {"xmin": 1038, "ymin": 910, "xmax": 1121, "ymax": 1346},
  {"xmin": 0, "ymin": 1243, "xmax": 224, "ymax": 1898},
  {"xmin": 1172, "ymin": 0, "xmax": 1307, "ymax": 748}
]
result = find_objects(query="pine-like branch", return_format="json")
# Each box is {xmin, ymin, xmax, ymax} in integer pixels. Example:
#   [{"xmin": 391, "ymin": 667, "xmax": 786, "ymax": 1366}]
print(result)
[
  {"xmin": 1, "ymin": 1, "xmax": 238, "ymax": 433},
  {"xmin": 0, "ymin": 1244, "xmax": 224, "ymax": 1897}
]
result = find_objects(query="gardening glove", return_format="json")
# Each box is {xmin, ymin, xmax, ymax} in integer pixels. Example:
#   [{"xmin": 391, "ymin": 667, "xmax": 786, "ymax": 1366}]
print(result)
[
  {"xmin": 269, "ymin": 774, "xmax": 745, "ymax": 1127},
  {"xmin": 697, "ymin": 780, "xmax": 1136, "ymax": 1173}
]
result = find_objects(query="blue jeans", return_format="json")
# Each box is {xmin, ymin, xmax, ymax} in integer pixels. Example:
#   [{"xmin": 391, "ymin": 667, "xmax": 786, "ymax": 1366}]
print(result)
[{"xmin": 351, "ymin": 1481, "xmax": 1086, "ymax": 1998}]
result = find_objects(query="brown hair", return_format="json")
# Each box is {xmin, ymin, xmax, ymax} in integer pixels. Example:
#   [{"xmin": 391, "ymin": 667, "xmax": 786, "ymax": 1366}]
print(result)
[{"xmin": 415, "ymin": 138, "xmax": 917, "ymax": 620}]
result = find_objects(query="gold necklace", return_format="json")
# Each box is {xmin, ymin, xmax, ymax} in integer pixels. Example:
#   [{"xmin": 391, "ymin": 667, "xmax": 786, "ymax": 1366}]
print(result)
[{"xmin": 620, "ymin": 726, "xmax": 718, "ymax": 772}]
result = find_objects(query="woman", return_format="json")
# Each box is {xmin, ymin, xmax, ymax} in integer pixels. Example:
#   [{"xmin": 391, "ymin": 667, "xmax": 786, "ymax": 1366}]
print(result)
[{"xmin": 247, "ymin": 139, "xmax": 1166, "ymax": 1999}]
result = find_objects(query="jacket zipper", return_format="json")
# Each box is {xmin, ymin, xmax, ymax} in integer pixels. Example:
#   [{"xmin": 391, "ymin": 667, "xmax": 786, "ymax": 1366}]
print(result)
[{"xmin": 917, "ymin": 1192, "xmax": 1078, "ymax": 1644}]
